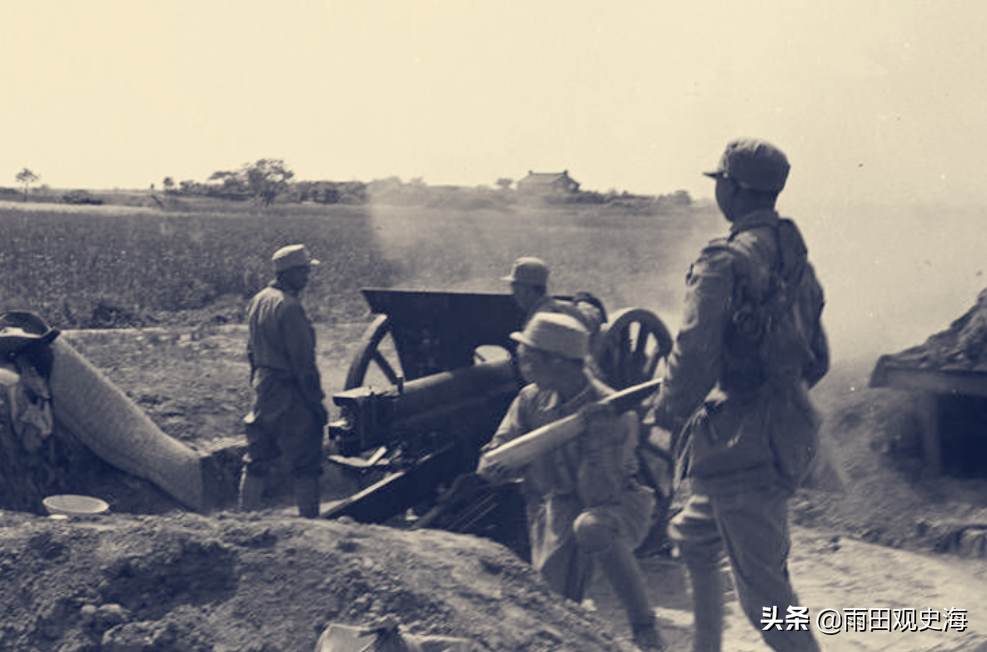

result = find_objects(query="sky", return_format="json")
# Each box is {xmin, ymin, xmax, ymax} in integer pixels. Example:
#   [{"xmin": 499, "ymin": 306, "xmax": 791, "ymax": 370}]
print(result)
[
  {"xmin": 2, "ymin": 0, "xmax": 986, "ymax": 208},
  {"xmin": 3, "ymin": 0, "xmax": 987, "ymax": 362}
]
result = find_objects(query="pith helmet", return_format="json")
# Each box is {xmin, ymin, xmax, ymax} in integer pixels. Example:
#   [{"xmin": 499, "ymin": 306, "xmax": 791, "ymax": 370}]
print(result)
[
  {"xmin": 510, "ymin": 312, "xmax": 589, "ymax": 360},
  {"xmin": 704, "ymin": 138, "xmax": 790, "ymax": 192},
  {"xmin": 272, "ymin": 244, "xmax": 321, "ymax": 272},
  {"xmin": 502, "ymin": 257, "xmax": 549, "ymax": 287}
]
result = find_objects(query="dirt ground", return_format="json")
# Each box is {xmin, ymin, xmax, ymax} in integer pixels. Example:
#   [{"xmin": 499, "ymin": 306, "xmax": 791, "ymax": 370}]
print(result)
[{"xmin": 4, "ymin": 323, "xmax": 987, "ymax": 651}]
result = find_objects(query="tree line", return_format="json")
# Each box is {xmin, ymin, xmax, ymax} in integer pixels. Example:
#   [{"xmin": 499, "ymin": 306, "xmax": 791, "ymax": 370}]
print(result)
[
  {"xmin": 163, "ymin": 160, "xmax": 692, "ymax": 210},
  {"xmin": 10, "ymin": 159, "xmax": 693, "ymax": 210},
  {"xmin": 163, "ymin": 159, "xmax": 369, "ymax": 206}
]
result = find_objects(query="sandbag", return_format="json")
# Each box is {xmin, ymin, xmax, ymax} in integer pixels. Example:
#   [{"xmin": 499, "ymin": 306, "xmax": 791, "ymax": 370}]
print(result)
[{"xmin": 47, "ymin": 338, "xmax": 205, "ymax": 511}]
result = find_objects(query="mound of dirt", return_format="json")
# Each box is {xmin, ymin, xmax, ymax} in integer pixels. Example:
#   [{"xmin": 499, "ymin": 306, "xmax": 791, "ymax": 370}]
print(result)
[
  {"xmin": 0, "ymin": 509, "xmax": 641, "ymax": 652},
  {"xmin": 790, "ymin": 355, "xmax": 987, "ymax": 557},
  {"xmin": 880, "ymin": 286, "xmax": 987, "ymax": 371},
  {"xmin": 8, "ymin": 319, "xmax": 987, "ymax": 652}
]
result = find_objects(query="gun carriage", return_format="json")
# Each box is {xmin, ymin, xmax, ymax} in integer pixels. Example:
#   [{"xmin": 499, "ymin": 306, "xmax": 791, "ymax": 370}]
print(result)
[{"xmin": 325, "ymin": 288, "xmax": 674, "ymax": 553}]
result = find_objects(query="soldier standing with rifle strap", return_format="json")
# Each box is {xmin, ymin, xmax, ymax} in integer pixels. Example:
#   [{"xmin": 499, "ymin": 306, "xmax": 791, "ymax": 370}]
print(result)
[
  {"xmin": 478, "ymin": 312, "xmax": 665, "ymax": 651},
  {"xmin": 650, "ymin": 139, "xmax": 829, "ymax": 652}
]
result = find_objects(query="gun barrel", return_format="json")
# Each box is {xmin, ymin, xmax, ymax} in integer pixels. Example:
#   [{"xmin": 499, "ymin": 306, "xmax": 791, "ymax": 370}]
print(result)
[{"xmin": 331, "ymin": 358, "xmax": 519, "ymax": 456}]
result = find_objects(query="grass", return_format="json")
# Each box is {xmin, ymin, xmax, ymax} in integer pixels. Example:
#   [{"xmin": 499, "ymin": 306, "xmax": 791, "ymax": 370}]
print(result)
[
  {"xmin": 0, "ymin": 195, "xmax": 728, "ymax": 452},
  {"xmin": 0, "ymin": 194, "xmax": 725, "ymax": 459},
  {"xmin": 0, "ymin": 198, "xmax": 723, "ymax": 333},
  {"xmin": 0, "ymin": 202, "xmax": 395, "ymax": 327}
]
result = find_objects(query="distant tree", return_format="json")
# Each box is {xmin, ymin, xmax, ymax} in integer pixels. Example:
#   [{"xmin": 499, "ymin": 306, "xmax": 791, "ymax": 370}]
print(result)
[
  {"xmin": 367, "ymin": 176, "xmax": 404, "ymax": 200},
  {"xmin": 162, "ymin": 177, "xmax": 176, "ymax": 194},
  {"xmin": 339, "ymin": 181, "xmax": 367, "ymax": 204},
  {"xmin": 179, "ymin": 180, "xmax": 200, "ymax": 194},
  {"xmin": 496, "ymin": 177, "xmax": 513, "ymax": 190},
  {"xmin": 61, "ymin": 189, "xmax": 102, "ymax": 205},
  {"xmin": 203, "ymin": 160, "xmax": 294, "ymax": 205},
  {"xmin": 207, "ymin": 170, "xmax": 245, "ymax": 194},
  {"xmin": 669, "ymin": 190, "xmax": 692, "ymax": 206},
  {"xmin": 15, "ymin": 168, "xmax": 40, "ymax": 201},
  {"xmin": 243, "ymin": 159, "xmax": 294, "ymax": 206}
]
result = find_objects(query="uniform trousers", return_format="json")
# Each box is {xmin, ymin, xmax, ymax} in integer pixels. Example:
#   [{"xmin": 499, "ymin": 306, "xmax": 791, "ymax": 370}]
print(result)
[{"xmin": 668, "ymin": 485, "xmax": 820, "ymax": 652}]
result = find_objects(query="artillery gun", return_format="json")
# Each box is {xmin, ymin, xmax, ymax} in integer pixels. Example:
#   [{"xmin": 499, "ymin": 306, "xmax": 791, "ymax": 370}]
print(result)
[{"xmin": 323, "ymin": 288, "xmax": 675, "ymax": 555}]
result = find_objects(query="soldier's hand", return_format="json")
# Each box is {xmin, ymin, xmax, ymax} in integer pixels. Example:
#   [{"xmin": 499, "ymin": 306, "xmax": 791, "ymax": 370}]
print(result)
[
  {"xmin": 476, "ymin": 454, "xmax": 512, "ymax": 484},
  {"xmin": 580, "ymin": 401, "xmax": 616, "ymax": 425},
  {"xmin": 649, "ymin": 402, "xmax": 685, "ymax": 435}
]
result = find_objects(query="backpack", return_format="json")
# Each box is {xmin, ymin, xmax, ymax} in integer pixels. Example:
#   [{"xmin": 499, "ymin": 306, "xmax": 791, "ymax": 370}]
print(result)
[{"xmin": 725, "ymin": 218, "xmax": 826, "ymax": 387}]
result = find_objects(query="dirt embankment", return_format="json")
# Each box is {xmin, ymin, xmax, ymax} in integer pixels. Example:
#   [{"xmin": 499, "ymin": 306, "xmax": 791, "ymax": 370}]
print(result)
[
  {"xmin": 878, "ymin": 287, "xmax": 987, "ymax": 372},
  {"xmin": 0, "ymin": 510, "xmax": 642, "ymax": 652},
  {"xmin": 795, "ymin": 287, "xmax": 987, "ymax": 558},
  {"xmin": 6, "ymin": 287, "xmax": 987, "ymax": 651}
]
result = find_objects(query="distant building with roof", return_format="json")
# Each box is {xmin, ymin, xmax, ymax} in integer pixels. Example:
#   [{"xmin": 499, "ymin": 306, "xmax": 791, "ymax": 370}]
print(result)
[{"xmin": 516, "ymin": 170, "xmax": 580, "ymax": 196}]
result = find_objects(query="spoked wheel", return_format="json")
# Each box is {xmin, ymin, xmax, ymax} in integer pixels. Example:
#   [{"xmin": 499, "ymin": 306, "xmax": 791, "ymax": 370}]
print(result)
[
  {"xmin": 597, "ymin": 308, "xmax": 676, "ymax": 556},
  {"xmin": 344, "ymin": 314, "xmax": 405, "ymax": 390},
  {"xmin": 598, "ymin": 307, "xmax": 673, "ymax": 390}
]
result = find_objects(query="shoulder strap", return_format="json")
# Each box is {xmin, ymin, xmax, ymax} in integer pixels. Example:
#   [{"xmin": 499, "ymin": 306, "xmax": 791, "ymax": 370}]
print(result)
[
  {"xmin": 774, "ymin": 218, "xmax": 808, "ymax": 287},
  {"xmin": 729, "ymin": 218, "xmax": 808, "ymax": 306}
]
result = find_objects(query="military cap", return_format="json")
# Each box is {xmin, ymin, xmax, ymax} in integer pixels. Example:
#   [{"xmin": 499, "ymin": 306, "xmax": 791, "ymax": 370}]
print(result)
[
  {"xmin": 502, "ymin": 257, "xmax": 549, "ymax": 287},
  {"xmin": 704, "ymin": 138, "xmax": 790, "ymax": 192},
  {"xmin": 0, "ymin": 311, "xmax": 60, "ymax": 360},
  {"xmin": 272, "ymin": 244, "xmax": 321, "ymax": 272}
]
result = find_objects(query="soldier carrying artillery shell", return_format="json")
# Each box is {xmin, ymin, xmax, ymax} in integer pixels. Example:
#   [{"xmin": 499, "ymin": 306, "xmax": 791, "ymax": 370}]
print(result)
[{"xmin": 478, "ymin": 312, "xmax": 666, "ymax": 651}]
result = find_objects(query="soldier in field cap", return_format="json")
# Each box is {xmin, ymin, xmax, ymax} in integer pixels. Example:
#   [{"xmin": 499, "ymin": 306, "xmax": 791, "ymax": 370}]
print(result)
[
  {"xmin": 478, "ymin": 312, "xmax": 665, "ymax": 650},
  {"xmin": 502, "ymin": 256, "xmax": 592, "ymax": 328},
  {"xmin": 271, "ymin": 243, "xmax": 320, "ymax": 272},
  {"xmin": 651, "ymin": 138, "xmax": 829, "ymax": 652},
  {"xmin": 239, "ymin": 244, "xmax": 327, "ymax": 518},
  {"xmin": 703, "ymin": 137, "xmax": 791, "ymax": 192}
]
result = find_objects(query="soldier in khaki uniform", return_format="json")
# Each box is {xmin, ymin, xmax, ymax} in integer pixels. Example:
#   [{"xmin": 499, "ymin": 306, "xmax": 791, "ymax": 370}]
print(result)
[
  {"xmin": 502, "ymin": 257, "xmax": 588, "ymax": 327},
  {"xmin": 502, "ymin": 257, "xmax": 609, "ymax": 381},
  {"xmin": 240, "ymin": 244, "xmax": 328, "ymax": 518},
  {"xmin": 479, "ymin": 312, "xmax": 665, "ymax": 650},
  {"xmin": 651, "ymin": 139, "xmax": 829, "ymax": 652}
]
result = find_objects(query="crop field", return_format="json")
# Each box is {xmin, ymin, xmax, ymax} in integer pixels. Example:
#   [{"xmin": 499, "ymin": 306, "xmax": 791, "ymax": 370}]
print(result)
[
  {"xmin": 0, "ymin": 201, "xmax": 395, "ymax": 327},
  {"xmin": 0, "ymin": 195, "xmax": 726, "ymax": 516},
  {"xmin": 0, "ymin": 198, "xmax": 723, "ymax": 333}
]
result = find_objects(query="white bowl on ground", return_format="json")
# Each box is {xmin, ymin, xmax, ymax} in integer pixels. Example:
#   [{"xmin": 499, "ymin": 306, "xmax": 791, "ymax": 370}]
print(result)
[{"xmin": 42, "ymin": 495, "xmax": 110, "ymax": 517}]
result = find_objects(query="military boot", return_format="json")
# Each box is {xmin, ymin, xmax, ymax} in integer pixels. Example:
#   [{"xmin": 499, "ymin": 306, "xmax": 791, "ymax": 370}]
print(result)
[
  {"xmin": 631, "ymin": 619, "xmax": 665, "ymax": 651},
  {"xmin": 684, "ymin": 560, "xmax": 723, "ymax": 652},
  {"xmin": 294, "ymin": 475, "xmax": 321, "ymax": 518},
  {"xmin": 238, "ymin": 470, "xmax": 265, "ymax": 512}
]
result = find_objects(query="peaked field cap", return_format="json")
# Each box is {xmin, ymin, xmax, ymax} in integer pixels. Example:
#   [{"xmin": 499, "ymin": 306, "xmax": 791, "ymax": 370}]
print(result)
[
  {"xmin": 502, "ymin": 257, "xmax": 549, "ymax": 286},
  {"xmin": 704, "ymin": 138, "xmax": 790, "ymax": 192},
  {"xmin": 272, "ymin": 244, "xmax": 321, "ymax": 272},
  {"xmin": 511, "ymin": 312, "xmax": 589, "ymax": 360},
  {"xmin": 0, "ymin": 311, "xmax": 60, "ymax": 359}
]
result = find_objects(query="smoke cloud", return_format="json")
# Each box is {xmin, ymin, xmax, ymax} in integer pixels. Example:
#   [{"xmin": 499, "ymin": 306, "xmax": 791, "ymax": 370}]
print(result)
[
  {"xmin": 367, "ymin": 199, "xmax": 987, "ymax": 368},
  {"xmin": 797, "ymin": 202, "xmax": 987, "ymax": 364}
]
